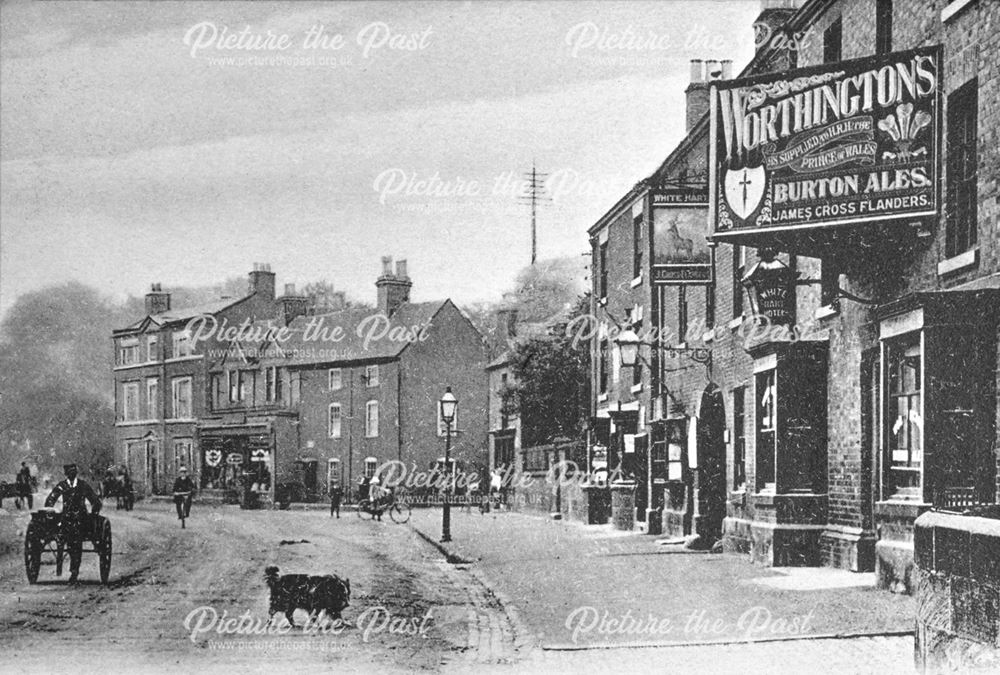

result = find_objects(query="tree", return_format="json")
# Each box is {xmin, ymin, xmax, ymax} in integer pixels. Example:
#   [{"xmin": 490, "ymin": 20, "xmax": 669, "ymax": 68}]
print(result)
[
  {"xmin": 501, "ymin": 256, "xmax": 589, "ymax": 324},
  {"xmin": 508, "ymin": 294, "xmax": 591, "ymax": 447}
]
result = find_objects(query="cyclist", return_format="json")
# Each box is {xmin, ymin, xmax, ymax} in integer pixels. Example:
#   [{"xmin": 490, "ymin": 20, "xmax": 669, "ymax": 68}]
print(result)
[{"xmin": 172, "ymin": 466, "xmax": 196, "ymax": 522}]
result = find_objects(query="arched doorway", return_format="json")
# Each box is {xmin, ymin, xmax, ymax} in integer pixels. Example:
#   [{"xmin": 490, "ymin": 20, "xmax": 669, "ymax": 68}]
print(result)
[{"xmin": 695, "ymin": 384, "xmax": 726, "ymax": 543}]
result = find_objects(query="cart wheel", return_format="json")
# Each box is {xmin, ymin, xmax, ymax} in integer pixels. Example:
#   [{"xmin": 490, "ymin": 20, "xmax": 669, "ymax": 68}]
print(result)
[
  {"xmin": 24, "ymin": 526, "xmax": 41, "ymax": 584},
  {"xmin": 56, "ymin": 541, "xmax": 65, "ymax": 577},
  {"xmin": 98, "ymin": 520, "xmax": 112, "ymax": 585},
  {"xmin": 389, "ymin": 502, "xmax": 411, "ymax": 524}
]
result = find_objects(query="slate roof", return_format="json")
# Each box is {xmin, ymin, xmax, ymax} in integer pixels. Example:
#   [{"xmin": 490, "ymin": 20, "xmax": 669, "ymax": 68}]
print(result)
[{"xmin": 266, "ymin": 301, "xmax": 447, "ymax": 367}]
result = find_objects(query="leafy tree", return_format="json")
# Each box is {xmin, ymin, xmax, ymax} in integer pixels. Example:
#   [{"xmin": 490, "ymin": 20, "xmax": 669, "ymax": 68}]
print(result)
[{"xmin": 508, "ymin": 294, "xmax": 591, "ymax": 447}]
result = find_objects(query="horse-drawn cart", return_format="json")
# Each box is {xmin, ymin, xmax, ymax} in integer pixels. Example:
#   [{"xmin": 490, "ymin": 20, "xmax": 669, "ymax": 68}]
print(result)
[{"xmin": 23, "ymin": 510, "xmax": 112, "ymax": 585}]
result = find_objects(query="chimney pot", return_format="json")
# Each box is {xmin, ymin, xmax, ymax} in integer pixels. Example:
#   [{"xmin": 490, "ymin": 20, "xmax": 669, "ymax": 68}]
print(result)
[
  {"xmin": 396, "ymin": 259, "xmax": 408, "ymax": 279},
  {"xmin": 381, "ymin": 256, "xmax": 394, "ymax": 277},
  {"xmin": 721, "ymin": 59, "xmax": 732, "ymax": 79},
  {"xmin": 284, "ymin": 283, "xmax": 296, "ymax": 296},
  {"xmin": 689, "ymin": 59, "xmax": 704, "ymax": 83}
]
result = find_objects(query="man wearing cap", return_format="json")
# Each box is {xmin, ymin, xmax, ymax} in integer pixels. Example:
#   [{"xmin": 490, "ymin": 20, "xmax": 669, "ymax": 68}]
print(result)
[
  {"xmin": 45, "ymin": 463, "xmax": 102, "ymax": 583},
  {"xmin": 172, "ymin": 467, "xmax": 196, "ymax": 520}
]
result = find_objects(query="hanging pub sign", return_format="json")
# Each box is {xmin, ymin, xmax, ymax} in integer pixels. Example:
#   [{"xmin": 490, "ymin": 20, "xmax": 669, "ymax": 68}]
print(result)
[
  {"xmin": 709, "ymin": 46, "xmax": 941, "ymax": 239},
  {"xmin": 740, "ymin": 250, "xmax": 796, "ymax": 325},
  {"xmin": 651, "ymin": 186, "xmax": 713, "ymax": 284}
]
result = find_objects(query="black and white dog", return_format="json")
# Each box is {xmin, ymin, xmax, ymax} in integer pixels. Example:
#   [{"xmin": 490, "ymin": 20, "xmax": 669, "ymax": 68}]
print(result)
[{"xmin": 264, "ymin": 566, "xmax": 351, "ymax": 627}]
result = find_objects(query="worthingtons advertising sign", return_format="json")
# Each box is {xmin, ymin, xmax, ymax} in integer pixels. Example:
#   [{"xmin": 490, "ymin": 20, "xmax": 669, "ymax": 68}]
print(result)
[{"xmin": 709, "ymin": 46, "xmax": 941, "ymax": 239}]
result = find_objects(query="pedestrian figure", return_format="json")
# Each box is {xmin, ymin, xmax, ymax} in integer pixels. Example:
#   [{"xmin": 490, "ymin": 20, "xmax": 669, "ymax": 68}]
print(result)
[
  {"xmin": 329, "ymin": 483, "xmax": 343, "ymax": 518},
  {"xmin": 45, "ymin": 463, "xmax": 102, "ymax": 583},
  {"xmin": 16, "ymin": 462, "xmax": 34, "ymax": 510},
  {"xmin": 172, "ymin": 466, "xmax": 196, "ymax": 520}
]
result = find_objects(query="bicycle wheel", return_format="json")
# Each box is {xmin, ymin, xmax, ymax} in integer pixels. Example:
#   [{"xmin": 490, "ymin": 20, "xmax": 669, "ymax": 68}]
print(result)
[
  {"xmin": 357, "ymin": 499, "xmax": 371, "ymax": 518},
  {"xmin": 389, "ymin": 501, "xmax": 411, "ymax": 524}
]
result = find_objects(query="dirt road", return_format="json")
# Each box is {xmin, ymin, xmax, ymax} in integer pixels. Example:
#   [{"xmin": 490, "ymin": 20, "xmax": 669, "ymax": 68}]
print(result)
[{"xmin": 0, "ymin": 503, "xmax": 521, "ymax": 673}]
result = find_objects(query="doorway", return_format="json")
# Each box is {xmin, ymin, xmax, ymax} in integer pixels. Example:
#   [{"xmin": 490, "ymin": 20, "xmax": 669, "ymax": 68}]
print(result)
[{"xmin": 696, "ymin": 384, "xmax": 727, "ymax": 542}]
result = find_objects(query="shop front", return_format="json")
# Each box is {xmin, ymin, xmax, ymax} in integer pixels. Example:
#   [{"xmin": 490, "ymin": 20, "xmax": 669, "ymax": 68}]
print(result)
[{"xmin": 199, "ymin": 425, "xmax": 273, "ymax": 506}]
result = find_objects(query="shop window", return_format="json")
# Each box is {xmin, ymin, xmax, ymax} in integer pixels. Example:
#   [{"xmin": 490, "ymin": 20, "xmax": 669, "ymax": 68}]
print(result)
[
  {"xmin": 946, "ymin": 79, "xmax": 978, "ymax": 259},
  {"xmin": 733, "ymin": 386, "xmax": 746, "ymax": 489},
  {"xmin": 884, "ymin": 336, "xmax": 922, "ymax": 498},
  {"xmin": 823, "ymin": 16, "xmax": 842, "ymax": 64},
  {"xmin": 875, "ymin": 0, "xmax": 892, "ymax": 55},
  {"xmin": 755, "ymin": 370, "xmax": 777, "ymax": 491}
]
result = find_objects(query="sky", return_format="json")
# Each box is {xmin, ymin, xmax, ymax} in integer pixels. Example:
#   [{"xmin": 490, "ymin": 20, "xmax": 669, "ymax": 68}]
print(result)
[{"xmin": 0, "ymin": 0, "xmax": 759, "ymax": 317}]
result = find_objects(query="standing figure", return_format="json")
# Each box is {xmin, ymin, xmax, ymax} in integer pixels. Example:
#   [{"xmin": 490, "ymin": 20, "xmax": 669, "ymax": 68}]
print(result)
[
  {"xmin": 329, "ymin": 483, "xmax": 343, "ymax": 518},
  {"xmin": 16, "ymin": 462, "xmax": 34, "ymax": 510},
  {"xmin": 45, "ymin": 463, "xmax": 102, "ymax": 583}
]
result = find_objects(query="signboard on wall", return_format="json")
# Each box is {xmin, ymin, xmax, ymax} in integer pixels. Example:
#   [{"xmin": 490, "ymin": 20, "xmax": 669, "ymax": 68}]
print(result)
[
  {"xmin": 709, "ymin": 46, "xmax": 941, "ymax": 239},
  {"xmin": 651, "ymin": 187, "xmax": 713, "ymax": 284}
]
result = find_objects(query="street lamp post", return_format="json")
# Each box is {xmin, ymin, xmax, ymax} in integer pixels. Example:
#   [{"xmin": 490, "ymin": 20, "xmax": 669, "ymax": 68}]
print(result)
[{"xmin": 440, "ymin": 387, "xmax": 458, "ymax": 543}]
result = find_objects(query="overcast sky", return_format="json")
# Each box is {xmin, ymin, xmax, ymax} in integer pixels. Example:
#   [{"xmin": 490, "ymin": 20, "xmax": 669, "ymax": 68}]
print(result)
[{"xmin": 0, "ymin": 0, "xmax": 758, "ymax": 316}]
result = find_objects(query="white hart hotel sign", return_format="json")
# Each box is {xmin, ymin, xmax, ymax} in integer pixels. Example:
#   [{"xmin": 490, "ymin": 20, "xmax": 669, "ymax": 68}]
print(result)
[{"xmin": 709, "ymin": 46, "xmax": 941, "ymax": 239}]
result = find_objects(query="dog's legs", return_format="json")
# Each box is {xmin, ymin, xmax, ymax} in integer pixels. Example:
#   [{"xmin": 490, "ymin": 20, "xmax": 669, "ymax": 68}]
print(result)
[{"xmin": 285, "ymin": 610, "xmax": 296, "ymax": 629}]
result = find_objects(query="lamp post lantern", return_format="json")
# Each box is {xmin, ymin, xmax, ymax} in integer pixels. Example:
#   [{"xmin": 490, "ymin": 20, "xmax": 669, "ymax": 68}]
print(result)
[{"xmin": 439, "ymin": 387, "xmax": 457, "ymax": 543}]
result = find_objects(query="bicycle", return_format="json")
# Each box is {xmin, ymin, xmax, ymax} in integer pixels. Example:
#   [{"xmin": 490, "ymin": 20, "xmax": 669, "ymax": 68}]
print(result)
[
  {"xmin": 356, "ymin": 491, "xmax": 411, "ymax": 524},
  {"xmin": 173, "ymin": 491, "xmax": 192, "ymax": 528}
]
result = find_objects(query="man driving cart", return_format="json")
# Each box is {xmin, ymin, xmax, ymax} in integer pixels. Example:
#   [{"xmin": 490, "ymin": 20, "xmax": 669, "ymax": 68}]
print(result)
[{"xmin": 44, "ymin": 463, "xmax": 102, "ymax": 583}]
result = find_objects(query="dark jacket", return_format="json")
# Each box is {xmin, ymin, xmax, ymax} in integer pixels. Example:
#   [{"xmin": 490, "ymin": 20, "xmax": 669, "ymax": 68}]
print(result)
[
  {"xmin": 172, "ymin": 476, "xmax": 196, "ymax": 494},
  {"xmin": 45, "ymin": 479, "xmax": 101, "ymax": 517}
]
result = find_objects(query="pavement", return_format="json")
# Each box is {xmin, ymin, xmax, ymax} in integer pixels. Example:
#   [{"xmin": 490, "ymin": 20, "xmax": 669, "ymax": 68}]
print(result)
[{"xmin": 408, "ymin": 507, "xmax": 918, "ymax": 674}]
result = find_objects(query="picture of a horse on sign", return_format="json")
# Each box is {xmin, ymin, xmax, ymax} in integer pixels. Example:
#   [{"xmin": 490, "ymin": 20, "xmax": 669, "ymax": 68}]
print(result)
[{"xmin": 653, "ymin": 208, "xmax": 711, "ymax": 266}]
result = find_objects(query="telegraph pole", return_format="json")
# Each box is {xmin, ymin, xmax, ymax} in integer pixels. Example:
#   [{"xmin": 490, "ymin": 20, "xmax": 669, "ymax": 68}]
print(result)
[{"xmin": 518, "ymin": 162, "xmax": 550, "ymax": 265}]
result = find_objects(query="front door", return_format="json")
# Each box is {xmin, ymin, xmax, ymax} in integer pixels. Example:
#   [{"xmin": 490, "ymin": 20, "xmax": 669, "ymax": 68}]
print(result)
[{"xmin": 695, "ymin": 385, "xmax": 727, "ymax": 542}]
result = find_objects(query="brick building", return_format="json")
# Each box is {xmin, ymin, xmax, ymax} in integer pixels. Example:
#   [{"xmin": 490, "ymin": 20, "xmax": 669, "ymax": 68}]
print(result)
[
  {"xmin": 588, "ymin": 0, "xmax": 999, "ymax": 591},
  {"xmin": 260, "ymin": 257, "xmax": 489, "ymax": 500},
  {"xmin": 114, "ymin": 258, "xmax": 489, "ymax": 504},
  {"xmin": 112, "ymin": 264, "xmax": 295, "ymax": 497}
]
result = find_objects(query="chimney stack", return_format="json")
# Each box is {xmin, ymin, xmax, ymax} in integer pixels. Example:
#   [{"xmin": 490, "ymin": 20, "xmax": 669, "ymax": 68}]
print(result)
[
  {"xmin": 279, "ymin": 282, "xmax": 309, "ymax": 324},
  {"xmin": 375, "ymin": 255, "xmax": 412, "ymax": 316},
  {"xmin": 685, "ymin": 59, "xmax": 711, "ymax": 132},
  {"xmin": 248, "ymin": 262, "xmax": 276, "ymax": 300},
  {"xmin": 145, "ymin": 283, "xmax": 171, "ymax": 315},
  {"xmin": 754, "ymin": 0, "xmax": 799, "ymax": 56}
]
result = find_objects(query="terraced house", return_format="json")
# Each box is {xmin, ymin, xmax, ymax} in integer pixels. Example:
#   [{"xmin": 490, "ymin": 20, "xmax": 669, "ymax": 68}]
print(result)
[{"xmin": 588, "ymin": 0, "xmax": 999, "ymax": 593}]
